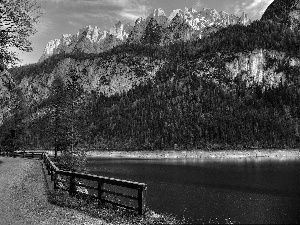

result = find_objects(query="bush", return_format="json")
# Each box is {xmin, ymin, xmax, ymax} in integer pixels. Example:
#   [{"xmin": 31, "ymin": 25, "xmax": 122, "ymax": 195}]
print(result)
[
  {"xmin": 47, "ymin": 189, "xmax": 181, "ymax": 225},
  {"xmin": 56, "ymin": 148, "xmax": 87, "ymax": 172}
]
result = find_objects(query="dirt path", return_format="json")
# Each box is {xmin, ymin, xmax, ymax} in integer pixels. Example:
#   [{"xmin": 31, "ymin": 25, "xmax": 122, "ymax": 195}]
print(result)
[{"xmin": 0, "ymin": 157, "xmax": 107, "ymax": 225}]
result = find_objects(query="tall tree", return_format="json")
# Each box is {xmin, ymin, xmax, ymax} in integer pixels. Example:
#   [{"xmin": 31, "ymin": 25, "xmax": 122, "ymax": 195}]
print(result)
[
  {"xmin": 64, "ymin": 68, "xmax": 84, "ymax": 152},
  {"xmin": 141, "ymin": 18, "xmax": 162, "ymax": 46},
  {"xmin": 0, "ymin": 0, "xmax": 41, "ymax": 66},
  {"xmin": 50, "ymin": 75, "xmax": 67, "ymax": 158},
  {"xmin": 49, "ymin": 68, "xmax": 84, "ymax": 158}
]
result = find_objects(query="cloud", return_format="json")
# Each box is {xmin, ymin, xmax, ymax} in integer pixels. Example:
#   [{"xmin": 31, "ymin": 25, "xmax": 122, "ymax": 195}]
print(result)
[
  {"xmin": 230, "ymin": 0, "xmax": 273, "ymax": 19},
  {"xmin": 33, "ymin": 18, "xmax": 53, "ymax": 38},
  {"xmin": 115, "ymin": 2, "xmax": 150, "ymax": 20},
  {"xmin": 68, "ymin": 21, "xmax": 82, "ymax": 27},
  {"xmin": 42, "ymin": 0, "xmax": 150, "ymax": 23},
  {"xmin": 245, "ymin": 0, "xmax": 272, "ymax": 9},
  {"xmin": 194, "ymin": 0, "xmax": 203, "ymax": 10},
  {"xmin": 244, "ymin": 0, "xmax": 273, "ymax": 17},
  {"xmin": 38, "ymin": 0, "xmax": 66, "ymax": 4},
  {"xmin": 117, "ymin": 11, "xmax": 141, "ymax": 20},
  {"xmin": 234, "ymin": 4, "xmax": 242, "ymax": 15}
]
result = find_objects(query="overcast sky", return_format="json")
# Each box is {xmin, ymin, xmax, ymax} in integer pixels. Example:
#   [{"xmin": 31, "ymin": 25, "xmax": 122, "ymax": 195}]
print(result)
[{"xmin": 16, "ymin": 0, "xmax": 274, "ymax": 66}]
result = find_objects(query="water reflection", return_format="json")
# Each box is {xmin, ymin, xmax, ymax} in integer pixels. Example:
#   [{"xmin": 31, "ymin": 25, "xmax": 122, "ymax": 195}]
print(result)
[
  {"xmin": 156, "ymin": 155, "xmax": 300, "ymax": 165},
  {"xmin": 87, "ymin": 156, "xmax": 300, "ymax": 224}
]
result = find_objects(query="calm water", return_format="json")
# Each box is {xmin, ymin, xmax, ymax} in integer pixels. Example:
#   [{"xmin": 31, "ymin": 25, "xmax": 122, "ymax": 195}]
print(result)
[{"xmin": 87, "ymin": 156, "xmax": 300, "ymax": 224}]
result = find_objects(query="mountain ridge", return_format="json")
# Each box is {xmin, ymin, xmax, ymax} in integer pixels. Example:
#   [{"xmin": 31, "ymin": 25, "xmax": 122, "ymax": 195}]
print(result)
[
  {"xmin": 261, "ymin": 0, "xmax": 300, "ymax": 30},
  {"xmin": 39, "ymin": 7, "xmax": 251, "ymax": 62},
  {"xmin": 3, "ymin": 0, "xmax": 300, "ymax": 151}
]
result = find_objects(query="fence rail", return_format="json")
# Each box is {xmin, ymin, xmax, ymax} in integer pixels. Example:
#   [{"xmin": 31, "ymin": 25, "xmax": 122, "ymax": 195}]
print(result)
[
  {"xmin": 1, "ymin": 151, "xmax": 147, "ymax": 215},
  {"xmin": 0, "ymin": 151, "xmax": 44, "ymax": 159}
]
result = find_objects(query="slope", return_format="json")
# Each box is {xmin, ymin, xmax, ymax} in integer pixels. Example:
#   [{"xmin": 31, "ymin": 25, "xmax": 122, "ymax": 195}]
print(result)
[{"xmin": 2, "ymin": 6, "xmax": 300, "ymax": 151}]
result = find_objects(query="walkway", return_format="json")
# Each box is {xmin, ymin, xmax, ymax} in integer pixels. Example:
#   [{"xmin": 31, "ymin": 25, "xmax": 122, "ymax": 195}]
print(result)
[{"xmin": 0, "ymin": 156, "xmax": 106, "ymax": 225}]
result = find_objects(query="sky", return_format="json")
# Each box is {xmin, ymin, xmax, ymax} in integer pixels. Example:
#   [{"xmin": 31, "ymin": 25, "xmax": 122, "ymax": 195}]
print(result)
[{"xmin": 15, "ymin": 0, "xmax": 274, "ymax": 66}]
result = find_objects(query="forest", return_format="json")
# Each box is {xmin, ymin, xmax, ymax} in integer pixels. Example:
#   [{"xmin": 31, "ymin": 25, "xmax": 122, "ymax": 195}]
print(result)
[{"xmin": 1, "ymin": 19, "xmax": 300, "ymax": 152}]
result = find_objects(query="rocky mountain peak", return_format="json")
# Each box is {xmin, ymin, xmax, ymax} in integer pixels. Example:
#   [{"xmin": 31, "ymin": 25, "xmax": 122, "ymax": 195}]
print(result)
[
  {"xmin": 152, "ymin": 8, "xmax": 166, "ymax": 17},
  {"xmin": 261, "ymin": 0, "xmax": 300, "ymax": 30},
  {"xmin": 186, "ymin": 7, "xmax": 197, "ymax": 13},
  {"xmin": 135, "ymin": 17, "xmax": 144, "ymax": 25},
  {"xmin": 39, "ymin": 6, "xmax": 251, "ymax": 62},
  {"xmin": 62, "ymin": 34, "xmax": 72, "ymax": 38},
  {"xmin": 110, "ymin": 21, "xmax": 132, "ymax": 40},
  {"xmin": 148, "ymin": 8, "xmax": 168, "ymax": 27},
  {"xmin": 39, "ymin": 21, "xmax": 133, "ymax": 62},
  {"xmin": 39, "ymin": 39, "xmax": 61, "ymax": 62},
  {"xmin": 77, "ymin": 25, "xmax": 102, "ymax": 42},
  {"xmin": 169, "ymin": 9, "xmax": 183, "ymax": 21},
  {"xmin": 202, "ymin": 8, "xmax": 219, "ymax": 17}
]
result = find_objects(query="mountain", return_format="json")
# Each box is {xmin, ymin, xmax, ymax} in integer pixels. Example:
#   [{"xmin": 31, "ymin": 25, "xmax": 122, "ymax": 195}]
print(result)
[
  {"xmin": 2, "ymin": 2, "xmax": 300, "ymax": 151},
  {"xmin": 261, "ymin": 0, "xmax": 300, "ymax": 30},
  {"xmin": 39, "ymin": 8, "xmax": 251, "ymax": 62},
  {"xmin": 39, "ymin": 23, "xmax": 133, "ymax": 62}
]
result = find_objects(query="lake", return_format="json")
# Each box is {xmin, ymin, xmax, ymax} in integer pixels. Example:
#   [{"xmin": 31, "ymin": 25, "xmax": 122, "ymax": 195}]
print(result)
[{"xmin": 86, "ymin": 156, "xmax": 300, "ymax": 224}]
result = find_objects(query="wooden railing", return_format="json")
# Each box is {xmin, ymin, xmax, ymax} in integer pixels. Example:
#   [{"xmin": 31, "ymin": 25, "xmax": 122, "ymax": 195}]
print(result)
[
  {"xmin": 0, "ymin": 151, "xmax": 44, "ymax": 159},
  {"xmin": 3, "ymin": 151, "xmax": 147, "ymax": 214},
  {"xmin": 43, "ymin": 153, "xmax": 147, "ymax": 214}
]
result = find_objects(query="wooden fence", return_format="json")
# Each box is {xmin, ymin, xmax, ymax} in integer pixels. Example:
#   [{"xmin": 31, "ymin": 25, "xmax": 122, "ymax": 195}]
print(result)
[
  {"xmin": 2, "ymin": 151, "xmax": 147, "ymax": 215},
  {"xmin": 0, "ymin": 151, "xmax": 44, "ymax": 159}
]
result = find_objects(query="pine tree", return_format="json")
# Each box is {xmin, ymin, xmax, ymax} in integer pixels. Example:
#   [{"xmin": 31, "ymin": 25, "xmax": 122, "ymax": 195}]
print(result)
[
  {"xmin": 49, "ymin": 75, "xmax": 67, "ymax": 158},
  {"xmin": 141, "ymin": 18, "xmax": 162, "ymax": 46}
]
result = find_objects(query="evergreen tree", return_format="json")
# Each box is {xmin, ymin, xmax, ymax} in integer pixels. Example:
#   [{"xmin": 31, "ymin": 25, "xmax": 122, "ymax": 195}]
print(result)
[
  {"xmin": 48, "ymin": 67, "xmax": 86, "ymax": 171},
  {"xmin": 141, "ymin": 18, "xmax": 162, "ymax": 46}
]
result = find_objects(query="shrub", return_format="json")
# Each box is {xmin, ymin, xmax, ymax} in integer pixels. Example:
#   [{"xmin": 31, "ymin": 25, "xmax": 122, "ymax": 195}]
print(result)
[
  {"xmin": 56, "ymin": 148, "xmax": 87, "ymax": 172},
  {"xmin": 47, "ymin": 189, "xmax": 181, "ymax": 225}
]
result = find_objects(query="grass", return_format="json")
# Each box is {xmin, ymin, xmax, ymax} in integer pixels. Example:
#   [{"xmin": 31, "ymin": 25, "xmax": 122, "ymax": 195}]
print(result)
[
  {"xmin": 47, "ymin": 189, "xmax": 181, "ymax": 225},
  {"xmin": 47, "ymin": 190, "xmax": 240, "ymax": 224},
  {"xmin": 1, "ymin": 153, "xmax": 240, "ymax": 224},
  {"xmin": 43, "ymin": 151, "xmax": 245, "ymax": 224}
]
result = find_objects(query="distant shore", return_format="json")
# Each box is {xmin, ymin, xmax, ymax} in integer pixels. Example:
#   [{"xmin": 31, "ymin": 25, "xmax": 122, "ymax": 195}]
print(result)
[
  {"xmin": 42, "ymin": 149, "xmax": 300, "ymax": 159},
  {"xmin": 83, "ymin": 149, "xmax": 300, "ymax": 159}
]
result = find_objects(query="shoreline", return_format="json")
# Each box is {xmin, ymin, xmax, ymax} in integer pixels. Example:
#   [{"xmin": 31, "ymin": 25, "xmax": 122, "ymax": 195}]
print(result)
[{"xmin": 84, "ymin": 149, "xmax": 300, "ymax": 159}]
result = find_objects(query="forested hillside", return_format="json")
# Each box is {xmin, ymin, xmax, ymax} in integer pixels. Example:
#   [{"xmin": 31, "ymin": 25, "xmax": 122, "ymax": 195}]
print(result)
[{"xmin": 1, "ymin": 18, "xmax": 300, "ymax": 152}]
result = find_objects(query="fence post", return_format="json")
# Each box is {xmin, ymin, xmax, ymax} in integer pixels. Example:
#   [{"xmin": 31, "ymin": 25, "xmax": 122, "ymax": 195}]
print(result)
[
  {"xmin": 98, "ymin": 180, "xmax": 104, "ymax": 205},
  {"xmin": 54, "ymin": 172, "xmax": 58, "ymax": 190},
  {"xmin": 47, "ymin": 161, "xmax": 51, "ymax": 175},
  {"xmin": 23, "ymin": 152, "xmax": 25, "ymax": 158},
  {"xmin": 32, "ymin": 152, "xmax": 34, "ymax": 158},
  {"xmin": 138, "ymin": 185, "xmax": 147, "ymax": 215},
  {"xmin": 51, "ymin": 169, "xmax": 54, "ymax": 181},
  {"xmin": 69, "ymin": 176, "xmax": 76, "ymax": 196}
]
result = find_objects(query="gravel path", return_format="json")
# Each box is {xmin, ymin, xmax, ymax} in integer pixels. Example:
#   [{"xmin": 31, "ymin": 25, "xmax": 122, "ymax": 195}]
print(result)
[{"xmin": 0, "ymin": 157, "xmax": 107, "ymax": 225}]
